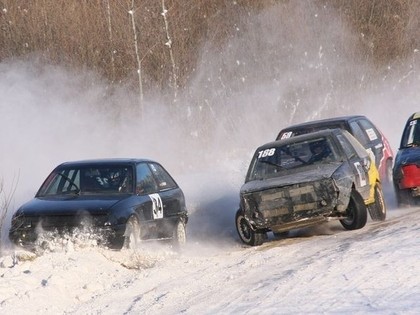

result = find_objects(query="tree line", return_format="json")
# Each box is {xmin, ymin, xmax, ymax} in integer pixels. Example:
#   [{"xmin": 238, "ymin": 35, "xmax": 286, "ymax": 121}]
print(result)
[{"xmin": 1, "ymin": 0, "xmax": 419, "ymax": 100}]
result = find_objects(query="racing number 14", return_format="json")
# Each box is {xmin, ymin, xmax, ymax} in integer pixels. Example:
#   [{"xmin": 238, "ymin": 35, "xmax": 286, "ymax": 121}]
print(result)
[{"xmin": 149, "ymin": 193, "xmax": 163, "ymax": 219}]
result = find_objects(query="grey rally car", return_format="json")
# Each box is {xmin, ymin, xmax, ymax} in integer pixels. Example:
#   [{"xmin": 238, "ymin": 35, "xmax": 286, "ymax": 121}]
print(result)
[
  {"xmin": 9, "ymin": 158, "xmax": 188, "ymax": 250},
  {"xmin": 236, "ymin": 129, "xmax": 374, "ymax": 246}
]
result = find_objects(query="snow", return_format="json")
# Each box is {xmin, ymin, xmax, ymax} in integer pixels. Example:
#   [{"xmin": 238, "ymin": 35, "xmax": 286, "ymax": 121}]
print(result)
[
  {"xmin": 1, "ymin": 206, "xmax": 419, "ymax": 314},
  {"xmin": 1, "ymin": 3, "xmax": 420, "ymax": 311}
]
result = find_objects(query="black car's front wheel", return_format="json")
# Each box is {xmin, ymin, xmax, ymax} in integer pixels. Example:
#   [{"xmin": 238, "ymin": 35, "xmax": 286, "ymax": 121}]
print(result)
[
  {"xmin": 235, "ymin": 209, "xmax": 265, "ymax": 246},
  {"xmin": 122, "ymin": 216, "xmax": 141, "ymax": 250},
  {"xmin": 340, "ymin": 189, "xmax": 368, "ymax": 230}
]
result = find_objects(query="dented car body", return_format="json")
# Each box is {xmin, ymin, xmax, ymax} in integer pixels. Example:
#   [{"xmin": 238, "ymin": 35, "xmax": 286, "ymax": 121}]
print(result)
[{"xmin": 236, "ymin": 129, "xmax": 375, "ymax": 246}]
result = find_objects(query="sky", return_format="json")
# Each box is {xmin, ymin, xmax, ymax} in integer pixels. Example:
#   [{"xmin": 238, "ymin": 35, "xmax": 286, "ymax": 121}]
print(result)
[{"xmin": 1, "ymin": 2, "xmax": 420, "ymax": 314}]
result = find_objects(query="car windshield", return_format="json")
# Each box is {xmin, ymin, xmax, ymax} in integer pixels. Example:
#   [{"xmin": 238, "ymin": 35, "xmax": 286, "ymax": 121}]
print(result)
[
  {"xmin": 401, "ymin": 118, "xmax": 420, "ymax": 148},
  {"xmin": 37, "ymin": 165, "xmax": 134, "ymax": 196},
  {"xmin": 247, "ymin": 137, "xmax": 338, "ymax": 181}
]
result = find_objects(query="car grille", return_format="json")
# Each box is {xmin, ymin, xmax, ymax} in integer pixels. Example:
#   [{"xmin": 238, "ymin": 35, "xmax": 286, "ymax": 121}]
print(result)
[
  {"xmin": 247, "ymin": 178, "xmax": 338, "ymax": 220},
  {"xmin": 20, "ymin": 214, "xmax": 109, "ymax": 230}
]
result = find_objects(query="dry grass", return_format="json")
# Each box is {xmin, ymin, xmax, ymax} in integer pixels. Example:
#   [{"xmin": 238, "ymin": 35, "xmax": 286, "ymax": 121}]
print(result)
[
  {"xmin": 0, "ymin": 177, "xmax": 18, "ymax": 254},
  {"xmin": 0, "ymin": 0, "xmax": 419, "ymax": 94}
]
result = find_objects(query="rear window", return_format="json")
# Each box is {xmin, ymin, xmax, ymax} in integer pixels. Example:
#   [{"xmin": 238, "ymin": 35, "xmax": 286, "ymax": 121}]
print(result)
[
  {"xmin": 401, "ymin": 119, "xmax": 420, "ymax": 148},
  {"xmin": 278, "ymin": 123, "xmax": 345, "ymax": 140}
]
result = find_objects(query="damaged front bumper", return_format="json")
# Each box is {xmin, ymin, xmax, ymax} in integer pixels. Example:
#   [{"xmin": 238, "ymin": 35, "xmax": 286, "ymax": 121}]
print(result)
[{"xmin": 240, "ymin": 178, "xmax": 345, "ymax": 232}]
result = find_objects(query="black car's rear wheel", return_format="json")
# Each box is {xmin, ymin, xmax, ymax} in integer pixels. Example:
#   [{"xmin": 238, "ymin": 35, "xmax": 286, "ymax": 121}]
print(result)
[
  {"xmin": 235, "ymin": 209, "xmax": 265, "ymax": 246},
  {"xmin": 123, "ymin": 216, "xmax": 141, "ymax": 250},
  {"xmin": 368, "ymin": 183, "xmax": 387, "ymax": 221},
  {"xmin": 340, "ymin": 189, "xmax": 368, "ymax": 230}
]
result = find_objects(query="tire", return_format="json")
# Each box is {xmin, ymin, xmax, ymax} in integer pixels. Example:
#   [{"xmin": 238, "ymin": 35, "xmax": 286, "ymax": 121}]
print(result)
[
  {"xmin": 122, "ymin": 216, "xmax": 141, "ymax": 250},
  {"xmin": 273, "ymin": 231, "xmax": 289, "ymax": 238},
  {"xmin": 396, "ymin": 188, "xmax": 415, "ymax": 207},
  {"xmin": 340, "ymin": 189, "xmax": 368, "ymax": 230},
  {"xmin": 385, "ymin": 159, "xmax": 393, "ymax": 184},
  {"xmin": 235, "ymin": 209, "xmax": 265, "ymax": 246},
  {"xmin": 368, "ymin": 183, "xmax": 387, "ymax": 221},
  {"xmin": 172, "ymin": 220, "xmax": 187, "ymax": 249}
]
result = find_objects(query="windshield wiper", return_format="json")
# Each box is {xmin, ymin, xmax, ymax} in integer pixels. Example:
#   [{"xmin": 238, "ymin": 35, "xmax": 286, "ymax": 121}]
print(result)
[{"xmin": 259, "ymin": 160, "xmax": 283, "ymax": 169}]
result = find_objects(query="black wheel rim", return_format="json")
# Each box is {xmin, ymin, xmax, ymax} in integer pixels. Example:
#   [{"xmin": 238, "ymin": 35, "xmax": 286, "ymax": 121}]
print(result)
[{"xmin": 238, "ymin": 216, "xmax": 252, "ymax": 241}]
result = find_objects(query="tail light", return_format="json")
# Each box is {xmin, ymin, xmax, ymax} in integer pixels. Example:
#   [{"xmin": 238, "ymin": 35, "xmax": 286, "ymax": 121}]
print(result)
[{"xmin": 399, "ymin": 164, "xmax": 420, "ymax": 188}]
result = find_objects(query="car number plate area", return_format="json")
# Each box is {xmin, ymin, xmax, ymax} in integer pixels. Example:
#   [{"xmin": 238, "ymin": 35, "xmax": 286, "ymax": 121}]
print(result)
[{"xmin": 257, "ymin": 180, "xmax": 336, "ymax": 218}]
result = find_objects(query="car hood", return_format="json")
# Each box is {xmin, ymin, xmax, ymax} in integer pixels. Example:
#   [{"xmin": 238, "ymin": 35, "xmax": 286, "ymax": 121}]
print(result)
[
  {"xmin": 395, "ymin": 147, "xmax": 420, "ymax": 167},
  {"xmin": 241, "ymin": 163, "xmax": 341, "ymax": 194},
  {"xmin": 16, "ymin": 194, "xmax": 130, "ymax": 216}
]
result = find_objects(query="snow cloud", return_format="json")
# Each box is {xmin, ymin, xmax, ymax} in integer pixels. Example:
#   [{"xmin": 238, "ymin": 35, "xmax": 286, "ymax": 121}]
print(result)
[{"xmin": 1, "ymin": 2, "xmax": 420, "ymax": 250}]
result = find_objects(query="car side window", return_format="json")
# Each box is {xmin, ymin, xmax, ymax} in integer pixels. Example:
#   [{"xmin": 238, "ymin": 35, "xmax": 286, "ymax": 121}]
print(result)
[
  {"xmin": 402, "ymin": 119, "xmax": 420, "ymax": 146},
  {"xmin": 136, "ymin": 163, "xmax": 158, "ymax": 195},
  {"xmin": 149, "ymin": 163, "xmax": 177, "ymax": 191},
  {"xmin": 349, "ymin": 121, "xmax": 369, "ymax": 147},
  {"xmin": 336, "ymin": 134, "xmax": 357, "ymax": 159},
  {"xmin": 343, "ymin": 132, "xmax": 370, "ymax": 160},
  {"xmin": 358, "ymin": 119, "xmax": 380, "ymax": 144}
]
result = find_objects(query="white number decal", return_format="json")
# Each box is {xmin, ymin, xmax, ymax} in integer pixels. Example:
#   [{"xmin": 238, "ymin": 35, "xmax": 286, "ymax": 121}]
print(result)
[
  {"xmin": 354, "ymin": 162, "xmax": 367, "ymax": 187},
  {"xmin": 258, "ymin": 148, "xmax": 276, "ymax": 158},
  {"xmin": 149, "ymin": 193, "xmax": 163, "ymax": 219},
  {"xmin": 365, "ymin": 128, "xmax": 378, "ymax": 141},
  {"xmin": 281, "ymin": 132, "xmax": 293, "ymax": 139}
]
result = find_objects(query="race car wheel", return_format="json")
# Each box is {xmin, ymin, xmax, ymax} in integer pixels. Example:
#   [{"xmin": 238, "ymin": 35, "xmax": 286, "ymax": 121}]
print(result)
[
  {"xmin": 172, "ymin": 220, "xmax": 187, "ymax": 249},
  {"xmin": 396, "ymin": 188, "xmax": 415, "ymax": 207},
  {"xmin": 235, "ymin": 209, "xmax": 265, "ymax": 246},
  {"xmin": 273, "ymin": 231, "xmax": 289, "ymax": 238},
  {"xmin": 340, "ymin": 189, "xmax": 368, "ymax": 230},
  {"xmin": 385, "ymin": 159, "xmax": 393, "ymax": 184},
  {"xmin": 368, "ymin": 183, "xmax": 387, "ymax": 221},
  {"xmin": 123, "ymin": 216, "xmax": 141, "ymax": 250}
]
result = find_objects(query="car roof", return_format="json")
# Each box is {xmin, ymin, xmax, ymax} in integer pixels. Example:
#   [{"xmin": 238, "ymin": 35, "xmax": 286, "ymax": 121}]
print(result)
[
  {"xmin": 259, "ymin": 129, "xmax": 342, "ymax": 150},
  {"xmin": 57, "ymin": 158, "xmax": 155, "ymax": 168},
  {"xmin": 280, "ymin": 115, "xmax": 366, "ymax": 131},
  {"xmin": 408, "ymin": 112, "xmax": 420, "ymax": 120}
]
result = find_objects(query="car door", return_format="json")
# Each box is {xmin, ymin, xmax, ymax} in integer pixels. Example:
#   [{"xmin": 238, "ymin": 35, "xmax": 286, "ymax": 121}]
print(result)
[
  {"xmin": 336, "ymin": 132, "xmax": 371, "ymax": 200},
  {"xmin": 148, "ymin": 162, "xmax": 184, "ymax": 220},
  {"xmin": 135, "ymin": 162, "xmax": 160, "ymax": 221},
  {"xmin": 349, "ymin": 119, "xmax": 384, "ymax": 170}
]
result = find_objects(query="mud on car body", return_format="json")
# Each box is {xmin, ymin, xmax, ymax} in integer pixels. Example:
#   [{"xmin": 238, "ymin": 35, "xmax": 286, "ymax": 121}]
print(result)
[
  {"xmin": 393, "ymin": 112, "xmax": 420, "ymax": 206},
  {"xmin": 277, "ymin": 115, "xmax": 394, "ymax": 184},
  {"xmin": 9, "ymin": 158, "xmax": 188, "ymax": 250},
  {"xmin": 236, "ymin": 129, "xmax": 386, "ymax": 246}
]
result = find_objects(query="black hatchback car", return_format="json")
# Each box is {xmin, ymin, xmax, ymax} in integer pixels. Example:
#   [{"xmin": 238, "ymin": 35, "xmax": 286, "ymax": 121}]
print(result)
[
  {"xmin": 393, "ymin": 112, "xmax": 420, "ymax": 206},
  {"xmin": 276, "ymin": 115, "xmax": 394, "ymax": 183},
  {"xmin": 9, "ymin": 158, "xmax": 188, "ymax": 250},
  {"xmin": 236, "ymin": 129, "xmax": 381, "ymax": 246}
]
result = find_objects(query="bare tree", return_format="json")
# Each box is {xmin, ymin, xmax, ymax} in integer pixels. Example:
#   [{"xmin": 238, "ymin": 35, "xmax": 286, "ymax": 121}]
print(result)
[
  {"xmin": 161, "ymin": 0, "xmax": 178, "ymax": 103},
  {"xmin": 105, "ymin": 0, "xmax": 116, "ymax": 83},
  {"xmin": 129, "ymin": 0, "xmax": 143, "ymax": 116}
]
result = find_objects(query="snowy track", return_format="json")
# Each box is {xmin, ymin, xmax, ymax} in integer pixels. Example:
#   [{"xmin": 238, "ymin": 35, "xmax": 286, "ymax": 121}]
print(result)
[{"xmin": 1, "ymin": 208, "xmax": 419, "ymax": 314}]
